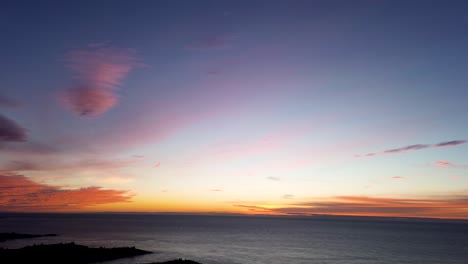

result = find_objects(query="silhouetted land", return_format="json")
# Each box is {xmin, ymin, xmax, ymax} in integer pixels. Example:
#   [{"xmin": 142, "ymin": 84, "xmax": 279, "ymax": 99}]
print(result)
[
  {"xmin": 0, "ymin": 242, "xmax": 152, "ymax": 264},
  {"xmin": 144, "ymin": 260, "xmax": 202, "ymax": 264},
  {"xmin": 0, "ymin": 233, "xmax": 202, "ymax": 264},
  {"xmin": 0, "ymin": 232, "xmax": 57, "ymax": 242}
]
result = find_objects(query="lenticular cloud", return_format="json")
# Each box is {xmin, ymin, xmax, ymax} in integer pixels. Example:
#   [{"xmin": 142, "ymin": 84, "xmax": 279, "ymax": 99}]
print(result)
[{"xmin": 60, "ymin": 47, "xmax": 139, "ymax": 117}]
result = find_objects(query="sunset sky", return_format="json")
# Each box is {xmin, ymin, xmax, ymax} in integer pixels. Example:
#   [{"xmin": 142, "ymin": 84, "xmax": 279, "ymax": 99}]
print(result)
[{"xmin": 1, "ymin": 0, "xmax": 468, "ymax": 219}]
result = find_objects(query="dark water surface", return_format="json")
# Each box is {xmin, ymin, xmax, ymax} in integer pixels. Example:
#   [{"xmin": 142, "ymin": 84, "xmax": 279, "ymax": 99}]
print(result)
[{"xmin": 1, "ymin": 214, "xmax": 467, "ymax": 264}]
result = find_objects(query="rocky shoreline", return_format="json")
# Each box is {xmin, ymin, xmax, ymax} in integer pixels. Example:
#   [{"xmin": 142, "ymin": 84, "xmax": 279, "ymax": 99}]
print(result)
[{"xmin": 0, "ymin": 233, "xmax": 201, "ymax": 264}]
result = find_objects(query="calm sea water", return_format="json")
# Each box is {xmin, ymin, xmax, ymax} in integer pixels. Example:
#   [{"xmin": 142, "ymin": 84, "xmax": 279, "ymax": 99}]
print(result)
[{"xmin": 1, "ymin": 214, "xmax": 468, "ymax": 264}]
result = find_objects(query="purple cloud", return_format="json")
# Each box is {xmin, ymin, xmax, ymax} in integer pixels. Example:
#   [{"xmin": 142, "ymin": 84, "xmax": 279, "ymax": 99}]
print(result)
[
  {"xmin": 433, "ymin": 140, "xmax": 467, "ymax": 147},
  {"xmin": 356, "ymin": 140, "xmax": 466, "ymax": 158},
  {"xmin": 383, "ymin": 144, "xmax": 429, "ymax": 154},
  {"xmin": 0, "ymin": 94, "xmax": 19, "ymax": 108},
  {"xmin": 0, "ymin": 114, "xmax": 27, "ymax": 142}
]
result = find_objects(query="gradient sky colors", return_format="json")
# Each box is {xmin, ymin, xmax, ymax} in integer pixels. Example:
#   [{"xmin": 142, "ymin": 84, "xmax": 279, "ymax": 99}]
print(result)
[{"xmin": 1, "ymin": 0, "xmax": 468, "ymax": 219}]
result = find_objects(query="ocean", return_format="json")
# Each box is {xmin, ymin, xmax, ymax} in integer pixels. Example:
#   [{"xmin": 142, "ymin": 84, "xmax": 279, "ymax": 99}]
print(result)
[{"xmin": 1, "ymin": 213, "xmax": 468, "ymax": 264}]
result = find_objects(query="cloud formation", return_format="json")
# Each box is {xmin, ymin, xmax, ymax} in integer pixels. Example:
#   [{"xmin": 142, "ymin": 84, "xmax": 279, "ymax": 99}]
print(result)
[
  {"xmin": 236, "ymin": 195, "xmax": 468, "ymax": 219},
  {"xmin": 0, "ymin": 114, "xmax": 27, "ymax": 143},
  {"xmin": 434, "ymin": 140, "xmax": 467, "ymax": 147},
  {"xmin": 356, "ymin": 140, "xmax": 466, "ymax": 157},
  {"xmin": 433, "ymin": 161, "xmax": 453, "ymax": 167},
  {"xmin": 0, "ymin": 174, "xmax": 132, "ymax": 211},
  {"xmin": 384, "ymin": 144, "xmax": 429, "ymax": 153},
  {"xmin": 60, "ymin": 47, "xmax": 140, "ymax": 117},
  {"xmin": 2, "ymin": 158, "xmax": 137, "ymax": 173},
  {"xmin": 0, "ymin": 94, "xmax": 19, "ymax": 108}
]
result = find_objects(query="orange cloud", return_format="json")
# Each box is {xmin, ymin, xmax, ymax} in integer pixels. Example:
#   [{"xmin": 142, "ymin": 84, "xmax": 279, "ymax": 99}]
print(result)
[
  {"xmin": 0, "ymin": 174, "xmax": 132, "ymax": 212},
  {"xmin": 236, "ymin": 195, "xmax": 468, "ymax": 219}
]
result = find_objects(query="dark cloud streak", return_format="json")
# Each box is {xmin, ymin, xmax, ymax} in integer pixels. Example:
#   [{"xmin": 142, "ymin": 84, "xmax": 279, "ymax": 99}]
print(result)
[
  {"xmin": 0, "ymin": 114, "xmax": 27, "ymax": 142},
  {"xmin": 356, "ymin": 140, "xmax": 466, "ymax": 157}
]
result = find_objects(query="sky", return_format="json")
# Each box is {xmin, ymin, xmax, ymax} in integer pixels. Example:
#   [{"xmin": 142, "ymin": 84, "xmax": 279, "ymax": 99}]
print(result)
[{"xmin": 1, "ymin": 0, "xmax": 468, "ymax": 219}]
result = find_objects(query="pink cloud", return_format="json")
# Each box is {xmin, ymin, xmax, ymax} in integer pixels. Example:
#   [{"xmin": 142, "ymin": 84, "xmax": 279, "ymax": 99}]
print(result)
[
  {"xmin": 433, "ymin": 161, "xmax": 454, "ymax": 167},
  {"xmin": 390, "ymin": 176, "xmax": 405, "ymax": 179},
  {"xmin": 60, "ymin": 86, "xmax": 118, "ymax": 117},
  {"xmin": 0, "ymin": 173, "xmax": 132, "ymax": 211},
  {"xmin": 59, "ymin": 47, "xmax": 140, "ymax": 117}
]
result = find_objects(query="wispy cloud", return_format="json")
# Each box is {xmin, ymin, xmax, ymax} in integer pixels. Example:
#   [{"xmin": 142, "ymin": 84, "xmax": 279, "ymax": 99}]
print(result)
[
  {"xmin": 0, "ymin": 174, "xmax": 132, "ymax": 211},
  {"xmin": 267, "ymin": 176, "xmax": 280, "ymax": 181},
  {"xmin": 282, "ymin": 194, "xmax": 294, "ymax": 199},
  {"xmin": 355, "ymin": 140, "xmax": 466, "ymax": 157},
  {"xmin": 0, "ymin": 114, "xmax": 27, "ymax": 143},
  {"xmin": 0, "ymin": 94, "xmax": 19, "ymax": 108},
  {"xmin": 434, "ymin": 140, "xmax": 467, "ymax": 147},
  {"xmin": 59, "ymin": 47, "xmax": 140, "ymax": 117},
  {"xmin": 384, "ymin": 144, "xmax": 429, "ymax": 153},
  {"xmin": 2, "ymin": 158, "xmax": 137, "ymax": 172},
  {"xmin": 433, "ymin": 161, "xmax": 454, "ymax": 167},
  {"xmin": 236, "ymin": 195, "xmax": 468, "ymax": 219},
  {"xmin": 390, "ymin": 176, "xmax": 405, "ymax": 179}
]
